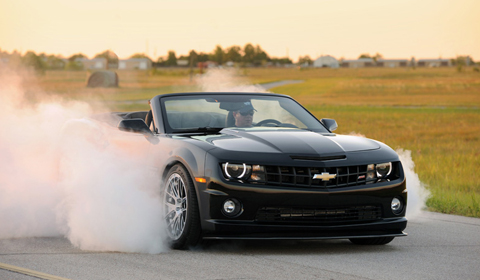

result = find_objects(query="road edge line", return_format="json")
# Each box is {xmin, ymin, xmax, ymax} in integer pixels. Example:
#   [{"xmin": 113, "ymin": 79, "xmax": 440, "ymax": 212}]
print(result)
[{"xmin": 0, "ymin": 262, "xmax": 71, "ymax": 280}]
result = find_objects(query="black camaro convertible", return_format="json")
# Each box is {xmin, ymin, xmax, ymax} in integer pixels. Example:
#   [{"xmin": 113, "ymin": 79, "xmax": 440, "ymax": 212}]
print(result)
[{"xmin": 114, "ymin": 92, "xmax": 407, "ymax": 249}]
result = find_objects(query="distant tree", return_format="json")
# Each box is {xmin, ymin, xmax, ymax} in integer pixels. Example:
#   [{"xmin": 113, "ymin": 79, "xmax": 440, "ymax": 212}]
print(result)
[
  {"xmin": 298, "ymin": 55, "xmax": 313, "ymax": 65},
  {"xmin": 94, "ymin": 50, "xmax": 118, "ymax": 68},
  {"xmin": 22, "ymin": 51, "xmax": 46, "ymax": 73},
  {"xmin": 225, "ymin": 45, "xmax": 242, "ymax": 63},
  {"xmin": 243, "ymin": 43, "xmax": 255, "ymax": 64},
  {"xmin": 155, "ymin": 57, "xmax": 166, "ymax": 67},
  {"xmin": 129, "ymin": 53, "xmax": 152, "ymax": 61},
  {"xmin": 165, "ymin": 51, "xmax": 177, "ymax": 66},
  {"xmin": 45, "ymin": 55, "xmax": 65, "ymax": 70},
  {"xmin": 453, "ymin": 55, "xmax": 475, "ymax": 72},
  {"xmin": 373, "ymin": 53, "xmax": 383, "ymax": 62},
  {"xmin": 197, "ymin": 52, "xmax": 209, "ymax": 63},
  {"xmin": 358, "ymin": 53, "xmax": 382, "ymax": 62},
  {"xmin": 65, "ymin": 60, "xmax": 84, "ymax": 71},
  {"xmin": 68, "ymin": 53, "xmax": 87, "ymax": 62},
  {"xmin": 212, "ymin": 45, "xmax": 225, "ymax": 65},
  {"xmin": 189, "ymin": 50, "xmax": 198, "ymax": 66},
  {"xmin": 7, "ymin": 50, "xmax": 23, "ymax": 67},
  {"xmin": 358, "ymin": 53, "xmax": 371, "ymax": 59},
  {"xmin": 270, "ymin": 57, "xmax": 293, "ymax": 65},
  {"xmin": 253, "ymin": 45, "xmax": 269, "ymax": 65},
  {"xmin": 454, "ymin": 55, "xmax": 475, "ymax": 66}
]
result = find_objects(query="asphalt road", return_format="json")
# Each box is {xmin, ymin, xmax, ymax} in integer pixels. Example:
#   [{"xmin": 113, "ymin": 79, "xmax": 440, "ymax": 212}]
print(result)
[{"xmin": 1, "ymin": 211, "xmax": 479, "ymax": 280}]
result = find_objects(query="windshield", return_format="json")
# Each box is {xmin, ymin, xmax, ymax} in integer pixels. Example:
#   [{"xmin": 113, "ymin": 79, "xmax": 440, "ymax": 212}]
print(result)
[{"xmin": 161, "ymin": 94, "xmax": 329, "ymax": 133}]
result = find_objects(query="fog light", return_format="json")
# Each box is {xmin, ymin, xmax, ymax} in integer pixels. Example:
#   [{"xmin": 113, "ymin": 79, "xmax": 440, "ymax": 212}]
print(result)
[
  {"xmin": 224, "ymin": 200, "xmax": 236, "ymax": 213},
  {"xmin": 391, "ymin": 197, "xmax": 404, "ymax": 215},
  {"xmin": 222, "ymin": 199, "xmax": 243, "ymax": 217}
]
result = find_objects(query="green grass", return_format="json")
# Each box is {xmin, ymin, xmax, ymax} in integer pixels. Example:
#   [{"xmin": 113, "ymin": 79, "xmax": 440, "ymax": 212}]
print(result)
[{"xmin": 33, "ymin": 67, "xmax": 480, "ymax": 218}]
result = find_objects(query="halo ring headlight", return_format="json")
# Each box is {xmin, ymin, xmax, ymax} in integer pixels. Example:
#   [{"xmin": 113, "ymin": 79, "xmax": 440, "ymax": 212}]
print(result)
[
  {"xmin": 223, "ymin": 163, "xmax": 250, "ymax": 179},
  {"xmin": 376, "ymin": 162, "xmax": 392, "ymax": 178}
]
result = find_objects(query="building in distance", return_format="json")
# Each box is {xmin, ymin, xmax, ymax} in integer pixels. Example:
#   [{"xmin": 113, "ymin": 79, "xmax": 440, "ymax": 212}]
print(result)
[
  {"xmin": 376, "ymin": 59, "xmax": 409, "ymax": 68},
  {"xmin": 313, "ymin": 55, "xmax": 339, "ymax": 68},
  {"xmin": 118, "ymin": 58, "xmax": 152, "ymax": 70},
  {"xmin": 340, "ymin": 58, "xmax": 375, "ymax": 68},
  {"xmin": 417, "ymin": 58, "xmax": 451, "ymax": 67}
]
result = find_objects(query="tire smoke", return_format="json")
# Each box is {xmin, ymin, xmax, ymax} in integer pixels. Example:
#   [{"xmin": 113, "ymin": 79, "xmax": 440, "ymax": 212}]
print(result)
[
  {"xmin": 195, "ymin": 68, "xmax": 267, "ymax": 92},
  {"xmin": 0, "ymin": 68, "xmax": 167, "ymax": 253},
  {"xmin": 348, "ymin": 132, "xmax": 430, "ymax": 219},
  {"xmin": 396, "ymin": 149, "xmax": 430, "ymax": 219}
]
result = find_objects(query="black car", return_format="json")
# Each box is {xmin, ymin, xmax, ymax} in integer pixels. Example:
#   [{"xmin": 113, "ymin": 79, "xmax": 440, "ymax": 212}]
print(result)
[{"xmin": 116, "ymin": 92, "xmax": 407, "ymax": 249}]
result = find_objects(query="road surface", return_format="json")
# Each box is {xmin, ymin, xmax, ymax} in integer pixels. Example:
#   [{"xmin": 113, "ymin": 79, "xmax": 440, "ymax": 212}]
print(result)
[{"xmin": 1, "ymin": 211, "xmax": 479, "ymax": 280}]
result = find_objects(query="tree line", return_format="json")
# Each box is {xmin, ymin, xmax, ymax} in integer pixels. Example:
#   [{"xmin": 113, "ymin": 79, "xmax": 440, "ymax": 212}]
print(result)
[
  {"xmin": 155, "ymin": 44, "xmax": 295, "ymax": 67},
  {"xmin": 0, "ymin": 43, "xmax": 297, "ymax": 72},
  {"xmin": 1, "ymin": 46, "xmax": 476, "ymax": 73}
]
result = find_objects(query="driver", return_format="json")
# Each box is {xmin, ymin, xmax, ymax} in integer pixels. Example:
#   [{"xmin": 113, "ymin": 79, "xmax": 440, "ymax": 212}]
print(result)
[{"xmin": 232, "ymin": 101, "xmax": 256, "ymax": 127}]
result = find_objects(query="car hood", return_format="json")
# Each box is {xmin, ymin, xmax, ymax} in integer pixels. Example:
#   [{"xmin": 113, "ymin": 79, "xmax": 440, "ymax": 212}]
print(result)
[{"xmin": 193, "ymin": 129, "xmax": 380, "ymax": 156}]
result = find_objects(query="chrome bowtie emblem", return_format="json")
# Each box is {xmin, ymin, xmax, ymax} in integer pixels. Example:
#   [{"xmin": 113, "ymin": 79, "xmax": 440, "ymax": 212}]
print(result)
[{"xmin": 313, "ymin": 172, "xmax": 337, "ymax": 181}]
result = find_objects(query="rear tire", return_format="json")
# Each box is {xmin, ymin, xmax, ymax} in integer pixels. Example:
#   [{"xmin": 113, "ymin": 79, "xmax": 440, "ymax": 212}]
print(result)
[
  {"xmin": 163, "ymin": 164, "xmax": 201, "ymax": 249},
  {"xmin": 349, "ymin": 236, "xmax": 395, "ymax": 245}
]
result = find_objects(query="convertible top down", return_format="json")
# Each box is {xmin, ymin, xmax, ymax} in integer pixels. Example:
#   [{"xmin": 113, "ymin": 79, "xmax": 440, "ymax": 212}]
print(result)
[{"xmin": 112, "ymin": 92, "xmax": 407, "ymax": 249}]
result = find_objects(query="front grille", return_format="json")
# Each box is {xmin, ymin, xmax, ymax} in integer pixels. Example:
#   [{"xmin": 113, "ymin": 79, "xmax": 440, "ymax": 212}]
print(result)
[
  {"xmin": 256, "ymin": 205, "xmax": 382, "ymax": 225},
  {"xmin": 264, "ymin": 165, "xmax": 368, "ymax": 188}
]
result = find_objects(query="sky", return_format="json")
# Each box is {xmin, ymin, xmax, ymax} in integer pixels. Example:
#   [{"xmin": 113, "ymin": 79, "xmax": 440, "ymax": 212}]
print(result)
[{"xmin": 1, "ymin": 0, "xmax": 479, "ymax": 62}]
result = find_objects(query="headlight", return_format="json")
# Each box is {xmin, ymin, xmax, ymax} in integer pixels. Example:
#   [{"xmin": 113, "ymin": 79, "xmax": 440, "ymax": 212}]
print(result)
[
  {"xmin": 376, "ymin": 162, "xmax": 392, "ymax": 178},
  {"xmin": 222, "ymin": 163, "xmax": 252, "ymax": 180},
  {"xmin": 221, "ymin": 163, "xmax": 266, "ymax": 182}
]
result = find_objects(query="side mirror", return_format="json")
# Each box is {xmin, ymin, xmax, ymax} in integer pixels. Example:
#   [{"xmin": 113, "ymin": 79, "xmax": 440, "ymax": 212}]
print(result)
[
  {"xmin": 321, "ymin": 118, "xmax": 338, "ymax": 131},
  {"xmin": 118, "ymin": 119, "xmax": 153, "ymax": 135}
]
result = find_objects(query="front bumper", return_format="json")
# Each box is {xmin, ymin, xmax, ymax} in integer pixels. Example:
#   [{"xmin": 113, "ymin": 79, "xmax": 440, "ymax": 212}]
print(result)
[
  {"xmin": 195, "ymin": 153, "xmax": 408, "ymax": 240},
  {"xmin": 203, "ymin": 217, "xmax": 407, "ymax": 240},
  {"xmin": 197, "ymin": 177, "xmax": 408, "ymax": 239}
]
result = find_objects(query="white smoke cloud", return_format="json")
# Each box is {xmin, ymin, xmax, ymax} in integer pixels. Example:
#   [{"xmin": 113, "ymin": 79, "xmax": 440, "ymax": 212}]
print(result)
[
  {"xmin": 0, "ymin": 68, "xmax": 167, "ymax": 253},
  {"xmin": 196, "ymin": 68, "xmax": 267, "ymax": 92},
  {"xmin": 396, "ymin": 149, "xmax": 430, "ymax": 220},
  {"xmin": 349, "ymin": 132, "xmax": 430, "ymax": 219}
]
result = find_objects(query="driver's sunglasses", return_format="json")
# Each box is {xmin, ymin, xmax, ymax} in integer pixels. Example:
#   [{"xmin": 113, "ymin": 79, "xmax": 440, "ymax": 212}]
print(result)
[{"xmin": 240, "ymin": 111, "xmax": 254, "ymax": 116}]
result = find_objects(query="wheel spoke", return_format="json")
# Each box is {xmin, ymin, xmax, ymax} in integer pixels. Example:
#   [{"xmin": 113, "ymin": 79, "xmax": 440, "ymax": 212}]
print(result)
[{"xmin": 164, "ymin": 172, "xmax": 188, "ymax": 240}]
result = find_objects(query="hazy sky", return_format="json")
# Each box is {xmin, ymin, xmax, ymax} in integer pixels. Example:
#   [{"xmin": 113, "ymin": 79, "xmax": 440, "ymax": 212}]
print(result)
[{"xmin": 1, "ymin": 0, "xmax": 478, "ymax": 61}]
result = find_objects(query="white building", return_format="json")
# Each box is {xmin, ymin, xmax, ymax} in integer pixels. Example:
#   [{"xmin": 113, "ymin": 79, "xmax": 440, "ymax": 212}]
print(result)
[
  {"xmin": 80, "ymin": 58, "xmax": 107, "ymax": 70},
  {"xmin": 417, "ymin": 59, "xmax": 451, "ymax": 67},
  {"xmin": 341, "ymin": 58, "xmax": 375, "ymax": 68},
  {"xmin": 313, "ymin": 55, "xmax": 339, "ymax": 68},
  {"xmin": 118, "ymin": 58, "xmax": 152, "ymax": 70},
  {"xmin": 376, "ymin": 59, "xmax": 409, "ymax": 68}
]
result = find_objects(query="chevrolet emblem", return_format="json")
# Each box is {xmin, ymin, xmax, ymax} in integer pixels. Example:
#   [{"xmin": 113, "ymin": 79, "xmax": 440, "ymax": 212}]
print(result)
[{"xmin": 313, "ymin": 172, "xmax": 337, "ymax": 181}]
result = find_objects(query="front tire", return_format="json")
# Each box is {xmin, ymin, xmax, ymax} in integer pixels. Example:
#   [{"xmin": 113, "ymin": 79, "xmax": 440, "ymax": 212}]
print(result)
[
  {"xmin": 349, "ymin": 236, "xmax": 395, "ymax": 245},
  {"xmin": 163, "ymin": 164, "xmax": 201, "ymax": 249}
]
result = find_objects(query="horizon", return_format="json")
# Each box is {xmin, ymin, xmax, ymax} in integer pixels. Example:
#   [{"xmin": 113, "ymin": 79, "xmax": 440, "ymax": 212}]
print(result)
[
  {"xmin": 0, "ymin": 45, "xmax": 474, "ymax": 63},
  {"xmin": 1, "ymin": 0, "xmax": 479, "ymax": 62}
]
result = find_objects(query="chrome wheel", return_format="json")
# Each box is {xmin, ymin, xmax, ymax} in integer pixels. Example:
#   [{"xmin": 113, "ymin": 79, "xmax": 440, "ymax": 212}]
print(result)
[{"xmin": 164, "ymin": 173, "xmax": 188, "ymax": 240}]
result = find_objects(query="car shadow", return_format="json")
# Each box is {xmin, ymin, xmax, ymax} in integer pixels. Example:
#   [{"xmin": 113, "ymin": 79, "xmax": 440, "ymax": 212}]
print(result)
[{"xmin": 189, "ymin": 239, "xmax": 401, "ymax": 255}]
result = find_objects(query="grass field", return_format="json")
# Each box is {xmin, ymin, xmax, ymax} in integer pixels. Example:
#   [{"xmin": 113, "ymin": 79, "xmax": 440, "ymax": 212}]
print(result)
[{"xmin": 28, "ymin": 67, "xmax": 480, "ymax": 217}]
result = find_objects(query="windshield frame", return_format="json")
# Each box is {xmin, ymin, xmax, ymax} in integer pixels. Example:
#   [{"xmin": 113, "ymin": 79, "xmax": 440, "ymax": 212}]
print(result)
[{"xmin": 156, "ymin": 92, "xmax": 330, "ymax": 134}]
